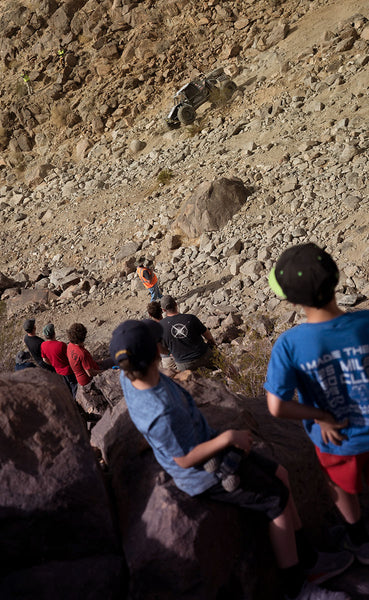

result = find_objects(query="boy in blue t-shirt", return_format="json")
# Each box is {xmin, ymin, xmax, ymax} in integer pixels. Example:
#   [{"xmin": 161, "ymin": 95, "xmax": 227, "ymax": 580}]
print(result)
[
  {"xmin": 265, "ymin": 243, "xmax": 369, "ymax": 566},
  {"xmin": 111, "ymin": 320, "xmax": 351, "ymax": 600}
]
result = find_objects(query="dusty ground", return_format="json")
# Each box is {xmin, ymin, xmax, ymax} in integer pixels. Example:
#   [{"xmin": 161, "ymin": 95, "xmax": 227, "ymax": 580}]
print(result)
[{"xmin": 2, "ymin": 0, "xmax": 369, "ymax": 361}]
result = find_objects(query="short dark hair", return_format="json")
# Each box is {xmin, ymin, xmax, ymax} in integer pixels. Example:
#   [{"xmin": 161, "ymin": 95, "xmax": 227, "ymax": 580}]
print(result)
[
  {"xmin": 67, "ymin": 323, "xmax": 87, "ymax": 344},
  {"xmin": 118, "ymin": 356, "xmax": 151, "ymax": 381},
  {"xmin": 23, "ymin": 318, "xmax": 35, "ymax": 333},
  {"xmin": 147, "ymin": 301, "xmax": 162, "ymax": 320}
]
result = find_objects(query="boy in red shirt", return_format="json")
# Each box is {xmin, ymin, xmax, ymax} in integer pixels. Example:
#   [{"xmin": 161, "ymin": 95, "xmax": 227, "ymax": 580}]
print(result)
[
  {"xmin": 41, "ymin": 323, "xmax": 77, "ymax": 398},
  {"xmin": 67, "ymin": 323, "xmax": 113, "ymax": 421}
]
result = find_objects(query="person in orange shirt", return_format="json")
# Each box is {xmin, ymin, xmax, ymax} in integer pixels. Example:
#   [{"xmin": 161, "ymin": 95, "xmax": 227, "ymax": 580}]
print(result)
[{"xmin": 136, "ymin": 259, "xmax": 162, "ymax": 301}]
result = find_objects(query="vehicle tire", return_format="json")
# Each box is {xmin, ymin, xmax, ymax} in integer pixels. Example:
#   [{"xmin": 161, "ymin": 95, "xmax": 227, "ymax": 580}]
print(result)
[
  {"xmin": 177, "ymin": 105, "xmax": 196, "ymax": 125},
  {"xmin": 220, "ymin": 80, "xmax": 237, "ymax": 100}
]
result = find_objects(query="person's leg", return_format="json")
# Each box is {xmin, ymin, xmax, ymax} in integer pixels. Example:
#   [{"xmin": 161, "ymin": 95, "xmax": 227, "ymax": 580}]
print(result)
[
  {"xmin": 205, "ymin": 454, "xmax": 305, "ymax": 597},
  {"xmin": 326, "ymin": 477, "xmax": 361, "ymax": 524},
  {"xmin": 149, "ymin": 283, "xmax": 162, "ymax": 301},
  {"xmin": 270, "ymin": 465, "xmax": 353, "ymax": 595},
  {"xmin": 316, "ymin": 448, "xmax": 369, "ymax": 557},
  {"xmin": 275, "ymin": 465, "xmax": 302, "ymax": 530},
  {"xmin": 66, "ymin": 373, "xmax": 78, "ymax": 399},
  {"xmin": 207, "ymin": 454, "xmax": 297, "ymax": 568},
  {"xmin": 269, "ymin": 502, "xmax": 299, "ymax": 569}
]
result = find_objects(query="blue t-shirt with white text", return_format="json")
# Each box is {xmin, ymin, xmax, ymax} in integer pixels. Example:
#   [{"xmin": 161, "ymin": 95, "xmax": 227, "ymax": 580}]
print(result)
[{"xmin": 265, "ymin": 311, "xmax": 369, "ymax": 455}]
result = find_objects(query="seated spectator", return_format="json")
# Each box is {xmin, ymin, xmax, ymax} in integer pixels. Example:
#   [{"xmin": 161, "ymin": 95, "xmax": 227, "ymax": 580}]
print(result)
[
  {"xmin": 41, "ymin": 323, "xmax": 78, "ymax": 399},
  {"xmin": 147, "ymin": 301, "xmax": 163, "ymax": 322},
  {"xmin": 14, "ymin": 350, "xmax": 36, "ymax": 371},
  {"xmin": 23, "ymin": 318, "xmax": 55, "ymax": 372},
  {"xmin": 66, "ymin": 323, "xmax": 112, "ymax": 421},
  {"xmin": 160, "ymin": 295, "xmax": 216, "ymax": 371},
  {"xmin": 146, "ymin": 302, "xmax": 175, "ymax": 370}
]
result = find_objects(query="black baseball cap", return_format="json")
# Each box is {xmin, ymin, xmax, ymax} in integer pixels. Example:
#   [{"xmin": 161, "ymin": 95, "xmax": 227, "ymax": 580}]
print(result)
[
  {"xmin": 161, "ymin": 295, "xmax": 176, "ymax": 310},
  {"xmin": 110, "ymin": 320, "xmax": 158, "ymax": 369},
  {"xmin": 268, "ymin": 243, "xmax": 339, "ymax": 307}
]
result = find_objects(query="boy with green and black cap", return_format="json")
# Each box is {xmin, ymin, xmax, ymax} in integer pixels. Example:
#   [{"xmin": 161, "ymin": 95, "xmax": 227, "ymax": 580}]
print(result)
[
  {"xmin": 265, "ymin": 242, "xmax": 369, "ymax": 566},
  {"xmin": 111, "ymin": 319, "xmax": 352, "ymax": 600}
]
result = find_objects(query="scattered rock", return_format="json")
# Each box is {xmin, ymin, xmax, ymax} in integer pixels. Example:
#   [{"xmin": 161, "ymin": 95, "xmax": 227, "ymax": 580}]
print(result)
[{"xmin": 176, "ymin": 178, "xmax": 250, "ymax": 238}]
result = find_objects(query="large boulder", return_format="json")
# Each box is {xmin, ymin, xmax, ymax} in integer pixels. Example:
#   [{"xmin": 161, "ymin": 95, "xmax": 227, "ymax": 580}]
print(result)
[
  {"xmin": 5, "ymin": 288, "xmax": 59, "ymax": 316},
  {"xmin": 0, "ymin": 370, "xmax": 126, "ymax": 599},
  {"xmin": 25, "ymin": 162, "xmax": 53, "ymax": 187},
  {"xmin": 175, "ymin": 178, "xmax": 250, "ymax": 238},
  {"xmin": 92, "ymin": 386, "xmax": 277, "ymax": 600}
]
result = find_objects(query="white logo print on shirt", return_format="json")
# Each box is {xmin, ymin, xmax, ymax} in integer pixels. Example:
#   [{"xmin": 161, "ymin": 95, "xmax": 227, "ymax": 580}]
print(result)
[{"xmin": 171, "ymin": 323, "xmax": 188, "ymax": 339}]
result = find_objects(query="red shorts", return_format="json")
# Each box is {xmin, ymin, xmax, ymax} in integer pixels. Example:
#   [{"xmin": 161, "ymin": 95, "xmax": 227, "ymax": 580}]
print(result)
[{"xmin": 315, "ymin": 447, "xmax": 369, "ymax": 494}]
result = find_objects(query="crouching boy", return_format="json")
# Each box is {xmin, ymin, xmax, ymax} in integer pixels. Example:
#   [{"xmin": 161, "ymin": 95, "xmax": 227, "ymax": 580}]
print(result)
[
  {"xmin": 266, "ymin": 242, "xmax": 369, "ymax": 566},
  {"xmin": 111, "ymin": 319, "xmax": 352, "ymax": 600}
]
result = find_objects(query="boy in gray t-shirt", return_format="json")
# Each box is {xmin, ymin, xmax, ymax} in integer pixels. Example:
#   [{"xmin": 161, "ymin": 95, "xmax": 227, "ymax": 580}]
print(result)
[{"xmin": 110, "ymin": 320, "xmax": 352, "ymax": 600}]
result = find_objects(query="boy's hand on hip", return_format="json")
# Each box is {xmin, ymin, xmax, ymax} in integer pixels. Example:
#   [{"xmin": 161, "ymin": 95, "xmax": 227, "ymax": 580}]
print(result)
[
  {"xmin": 229, "ymin": 429, "xmax": 253, "ymax": 454},
  {"xmin": 315, "ymin": 413, "xmax": 349, "ymax": 446}
]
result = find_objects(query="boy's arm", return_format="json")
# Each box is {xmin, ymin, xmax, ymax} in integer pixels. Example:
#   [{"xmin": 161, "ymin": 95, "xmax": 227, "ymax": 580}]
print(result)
[
  {"xmin": 81, "ymin": 349, "xmax": 101, "ymax": 378},
  {"xmin": 84, "ymin": 367, "xmax": 100, "ymax": 377},
  {"xmin": 173, "ymin": 429, "xmax": 252, "ymax": 468},
  {"xmin": 203, "ymin": 329, "xmax": 216, "ymax": 346},
  {"xmin": 267, "ymin": 392, "xmax": 348, "ymax": 446}
]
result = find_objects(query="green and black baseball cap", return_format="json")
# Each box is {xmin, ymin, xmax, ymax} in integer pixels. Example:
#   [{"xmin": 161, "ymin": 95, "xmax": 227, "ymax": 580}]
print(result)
[{"xmin": 268, "ymin": 243, "xmax": 339, "ymax": 307}]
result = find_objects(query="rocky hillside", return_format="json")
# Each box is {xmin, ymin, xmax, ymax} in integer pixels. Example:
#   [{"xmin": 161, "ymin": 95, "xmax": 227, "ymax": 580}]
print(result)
[{"xmin": 1, "ymin": 0, "xmax": 369, "ymax": 366}]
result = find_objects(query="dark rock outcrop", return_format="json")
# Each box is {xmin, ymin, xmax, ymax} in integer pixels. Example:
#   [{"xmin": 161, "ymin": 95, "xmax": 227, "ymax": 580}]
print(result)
[
  {"xmin": 0, "ymin": 271, "xmax": 16, "ymax": 292},
  {"xmin": 0, "ymin": 369, "xmax": 126, "ymax": 599}
]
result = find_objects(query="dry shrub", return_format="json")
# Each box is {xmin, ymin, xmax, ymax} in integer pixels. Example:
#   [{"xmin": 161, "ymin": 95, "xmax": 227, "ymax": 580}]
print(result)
[
  {"xmin": 210, "ymin": 336, "xmax": 273, "ymax": 397},
  {"xmin": 157, "ymin": 169, "xmax": 173, "ymax": 185}
]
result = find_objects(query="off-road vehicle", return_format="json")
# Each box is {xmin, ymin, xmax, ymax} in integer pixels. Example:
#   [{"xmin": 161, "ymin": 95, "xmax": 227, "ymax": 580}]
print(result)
[{"xmin": 166, "ymin": 67, "xmax": 237, "ymax": 129}]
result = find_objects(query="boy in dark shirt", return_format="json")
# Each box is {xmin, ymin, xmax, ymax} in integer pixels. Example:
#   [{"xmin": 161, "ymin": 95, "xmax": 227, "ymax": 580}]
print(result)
[{"xmin": 23, "ymin": 318, "xmax": 54, "ymax": 372}]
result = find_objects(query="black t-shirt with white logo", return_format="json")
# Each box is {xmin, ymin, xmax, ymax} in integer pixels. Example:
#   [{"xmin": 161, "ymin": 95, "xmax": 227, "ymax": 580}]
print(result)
[
  {"xmin": 161, "ymin": 313, "xmax": 207, "ymax": 363},
  {"xmin": 24, "ymin": 334, "xmax": 55, "ymax": 371}
]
